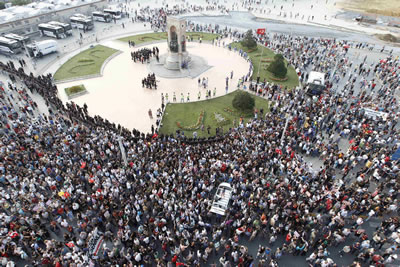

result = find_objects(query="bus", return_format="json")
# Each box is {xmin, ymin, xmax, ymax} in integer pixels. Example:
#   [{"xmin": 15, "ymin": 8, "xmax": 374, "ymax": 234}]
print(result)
[
  {"xmin": 104, "ymin": 9, "xmax": 122, "ymax": 20},
  {"xmin": 72, "ymin": 13, "xmax": 89, "ymax": 19},
  {"xmin": 48, "ymin": 21, "xmax": 73, "ymax": 36},
  {"xmin": 0, "ymin": 37, "xmax": 22, "ymax": 54},
  {"xmin": 38, "ymin": 23, "xmax": 66, "ymax": 39},
  {"xmin": 92, "ymin": 11, "xmax": 112, "ymax": 23},
  {"xmin": 70, "ymin": 16, "xmax": 94, "ymax": 31},
  {"xmin": 3, "ymin": 33, "xmax": 30, "ymax": 45}
]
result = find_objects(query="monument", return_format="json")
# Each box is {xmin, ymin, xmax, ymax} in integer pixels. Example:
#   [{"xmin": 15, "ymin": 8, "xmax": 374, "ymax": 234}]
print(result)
[
  {"xmin": 149, "ymin": 17, "xmax": 211, "ymax": 78},
  {"xmin": 164, "ymin": 17, "xmax": 189, "ymax": 70}
]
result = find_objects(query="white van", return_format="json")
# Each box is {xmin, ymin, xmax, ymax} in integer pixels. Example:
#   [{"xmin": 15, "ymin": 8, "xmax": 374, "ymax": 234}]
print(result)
[
  {"xmin": 210, "ymin": 183, "xmax": 233, "ymax": 216},
  {"xmin": 26, "ymin": 40, "xmax": 58, "ymax": 58},
  {"xmin": 306, "ymin": 71, "xmax": 326, "ymax": 96}
]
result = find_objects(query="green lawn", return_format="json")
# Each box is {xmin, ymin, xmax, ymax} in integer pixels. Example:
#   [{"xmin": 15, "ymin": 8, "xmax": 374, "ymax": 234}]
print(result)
[
  {"xmin": 230, "ymin": 42, "xmax": 299, "ymax": 89},
  {"xmin": 54, "ymin": 45, "xmax": 119, "ymax": 81},
  {"xmin": 159, "ymin": 90, "xmax": 269, "ymax": 138},
  {"xmin": 118, "ymin": 32, "xmax": 220, "ymax": 45},
  {"xmin": 64, "ymin": 84, "xmax": 86, "ymax": 97}
]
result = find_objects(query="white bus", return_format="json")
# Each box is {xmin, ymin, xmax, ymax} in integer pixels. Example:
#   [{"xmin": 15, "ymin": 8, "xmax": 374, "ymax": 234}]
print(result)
[
  {"xmin": 0, "ymin": 37, "xmax": 22, "ymax": 54},
  {"xmin": 104, "ymin": 9, "xmax": 122, "ymax": 19},
  {"xmin": 70, "ymin": 16, "xmax": 94, "ymax": 31},
  {"xmin": 38, "ymin": 23, "xmax": 66, "ymax": 39},
  {"xmin": 48, "ymin": 21, "xmax": 73, "ymax": 36},
  {"xmin": 72, "ymin": 13, "xmax": 89, "ymax": 19},
  {"xmin": 3, "ymin": 33, "xmax": 30, "ymax": 45},
  {"xmin": 92, "ymin": 11, "xmax": 112, "ymax": 23}
]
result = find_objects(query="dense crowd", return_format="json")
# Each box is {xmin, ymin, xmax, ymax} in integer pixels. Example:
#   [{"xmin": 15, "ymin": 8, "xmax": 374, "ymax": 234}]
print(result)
[
  {"xmin": 0, "ymin": 23, "xmax": 400, "ymax": 267},
  {"xmin": 142, "ymin": 73, "xmax": 157, "ymax": 89},
  {"xmin": 131, "ymin": 47, "xmax": 159, "ymax": 64}
]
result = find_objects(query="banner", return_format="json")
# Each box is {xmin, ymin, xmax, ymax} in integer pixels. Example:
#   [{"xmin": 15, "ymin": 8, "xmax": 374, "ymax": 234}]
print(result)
[
  {"xmin": 88, "ymin": 228, "xmax": 104, "ymax": 256},
  {"xmin": 257, "ymin": 28, "xmax": 266, "ymax": 35}
]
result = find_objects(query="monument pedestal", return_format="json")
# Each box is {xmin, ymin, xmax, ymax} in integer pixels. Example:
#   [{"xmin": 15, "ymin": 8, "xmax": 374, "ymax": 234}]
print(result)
[{"xmin": 164, "ymin": 51, "xmax": 189, "ymax": 70}]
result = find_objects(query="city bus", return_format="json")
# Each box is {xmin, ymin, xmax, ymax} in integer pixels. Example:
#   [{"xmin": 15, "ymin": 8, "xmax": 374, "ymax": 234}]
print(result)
[
  {"xmin": 92, "ymin": 11, "xmax": 112, "ymax": 23},
  {"xmin": 3, "ymin": 33, "xmax": 30, "ymax": 45},
  {"xmin": 0, "ymin": 37, "xmax": 22, "ymax": 54},
  {"xmin": 38, "ymin": 23, "xmax": 66, "ymax": 39},
  {"xmin": 70, "ymin": 16, "xmax": 94, "ymax": 31},
  {"xmin": 48, "ymin": 21, "xmax": 73, "ymax": 36},
  {"xmin": 104, "ymin": 9, "xmax": 122, "ymax": 20}
]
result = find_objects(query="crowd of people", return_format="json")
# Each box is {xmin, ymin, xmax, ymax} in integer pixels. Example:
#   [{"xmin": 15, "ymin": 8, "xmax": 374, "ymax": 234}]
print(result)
[
  {"xmin": 131, "ymin": 47, "xmax": 159, "ymax": 64},
  {"xmin": 142, "ymin": 73, "xmax": 157, "ymax": 89},
  {"xmin": 0, "ymin": 18, "xmax": 400, "ymax": 267}
]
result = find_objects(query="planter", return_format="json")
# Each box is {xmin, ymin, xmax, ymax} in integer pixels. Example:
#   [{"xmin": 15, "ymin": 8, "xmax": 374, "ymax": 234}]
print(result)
[{"xmin": 64, "ymin": 84, "xmax": 88, "ymax": 99}]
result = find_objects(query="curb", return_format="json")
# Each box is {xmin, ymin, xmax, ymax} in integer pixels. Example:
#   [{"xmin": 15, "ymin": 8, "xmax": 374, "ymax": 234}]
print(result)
[{"xmin": 67, "ymin": 89, "xmax": 89, "ymax": 100}]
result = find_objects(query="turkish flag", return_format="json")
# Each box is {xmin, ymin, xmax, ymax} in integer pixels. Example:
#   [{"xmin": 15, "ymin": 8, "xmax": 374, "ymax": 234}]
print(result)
[
  {"xmin": 80, "ymin": 162, "xmax": 86, "ymax": 169},
  {"xmin": 257, "ymin": 28, "xmax": 266, "ymax": 35}
]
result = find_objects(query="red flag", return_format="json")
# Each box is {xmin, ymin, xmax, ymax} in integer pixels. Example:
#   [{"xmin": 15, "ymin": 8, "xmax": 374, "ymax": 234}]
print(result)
[
  {"xmin": 290, "ymin": 151, "xmax": 295, "ymax": 159},
  {"xmin": 80, "ymin": 162, "xmax": 86, "ymax": 169},
  {"xmin": 8, "ymin": 231, "xmax": 18, "ymax": 238},
  {"xmin": 349, "ymin": 139, "xmax": 354, "ymax": 144},
  {"xmin": 257, "ymin": 28, "xmax": 266, "ymax": 35},
  {"xmin": 275, "ymin": 148, "xmax": 282, "ymax": 155},
  {"xmin": 152, "ymin": 133, "xmax": 158, "ymax": 139}
]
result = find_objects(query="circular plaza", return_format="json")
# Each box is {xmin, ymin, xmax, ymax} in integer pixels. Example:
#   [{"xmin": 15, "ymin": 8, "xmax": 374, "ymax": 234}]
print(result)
[{"xmin": 50, "ymin": 34, "xmax": 251, "ymax": 133}]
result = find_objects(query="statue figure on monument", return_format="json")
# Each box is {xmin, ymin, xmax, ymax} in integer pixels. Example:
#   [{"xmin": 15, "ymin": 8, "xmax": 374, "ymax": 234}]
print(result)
[{"xmin": 169, "ymin": 27, "xmax": 179, "ymax": 53}]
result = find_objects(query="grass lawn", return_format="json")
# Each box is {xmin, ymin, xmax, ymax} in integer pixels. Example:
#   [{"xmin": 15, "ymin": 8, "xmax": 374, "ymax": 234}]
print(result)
[
  {"xmin": 54, "ymin": 45, "xmax": 119, "ymax": 81},
  {"xmin": 159, "ymin": 90, "xmax": 269, "ymax": 138},
  {"xmin": 230, "ymin": 42, "xmax": 299, "ymax": 88},
  {"xmin": 64, "ymin": 84, "xmax": 86, "ymax": 97},
  {"xmin": 118, "ymin": 32, "xmax": 220, "ymax": 45}
]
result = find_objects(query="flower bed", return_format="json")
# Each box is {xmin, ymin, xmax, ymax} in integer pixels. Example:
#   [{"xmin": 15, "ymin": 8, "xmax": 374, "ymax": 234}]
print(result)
[
  {"xmin": 138, "ymin": 34, "xmax": 167, "ymax": 42},
  {"xmin": 176, "ymin": 110, "xmax": 205, "ymax": 131},
  {"xmin": 223, "ymin": 107, "xmax": 237, "ymax": 116},
  {"xmin": 213, "ymin": 112, "xmax": 230, "ymax": 126}
]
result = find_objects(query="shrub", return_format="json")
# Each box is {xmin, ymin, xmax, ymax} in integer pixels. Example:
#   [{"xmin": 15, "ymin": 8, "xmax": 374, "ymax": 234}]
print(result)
[
  {"xmin": 267, "ymin": 54, "xmax": 287, "ymax": 79},
  {"xmin": 274, "ymin": 54, "xmax": 284, "ymax": 61},
  {"xmin": 241, "ymin": 30, "xmax": 257, "ymax": 50},
  {"xmin": 232, "ymin": 91, "xmax": 255, "ymax": 112}
]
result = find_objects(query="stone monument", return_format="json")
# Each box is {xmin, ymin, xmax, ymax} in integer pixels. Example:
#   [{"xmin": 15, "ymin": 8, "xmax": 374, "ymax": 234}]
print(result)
[{"xmin": 164, "ymin": 17, "xmax": 189, "ymax": 70}]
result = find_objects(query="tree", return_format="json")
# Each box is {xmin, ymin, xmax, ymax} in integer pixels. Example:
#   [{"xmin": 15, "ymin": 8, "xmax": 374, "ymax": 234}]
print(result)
[
  {"xmin": 232, "ymin": 91, "xmax": 255, "ymax": 112},
  {"xmin": 0, "ymin": 2, "xmax": 5, "ymax": 10},
  {"xmin": 268, "ymin": 53, "xmax": 287, "ymax": 78},
  {"xmin": 241, "ymin": 30, "xmax": 257, "ymax": 50}
]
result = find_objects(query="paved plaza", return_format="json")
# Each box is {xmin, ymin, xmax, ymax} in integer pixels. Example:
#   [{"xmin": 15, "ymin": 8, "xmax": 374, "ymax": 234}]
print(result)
[{"xmin": 51, "ymin": 38, "xmax": 250, "ymax": 133}]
